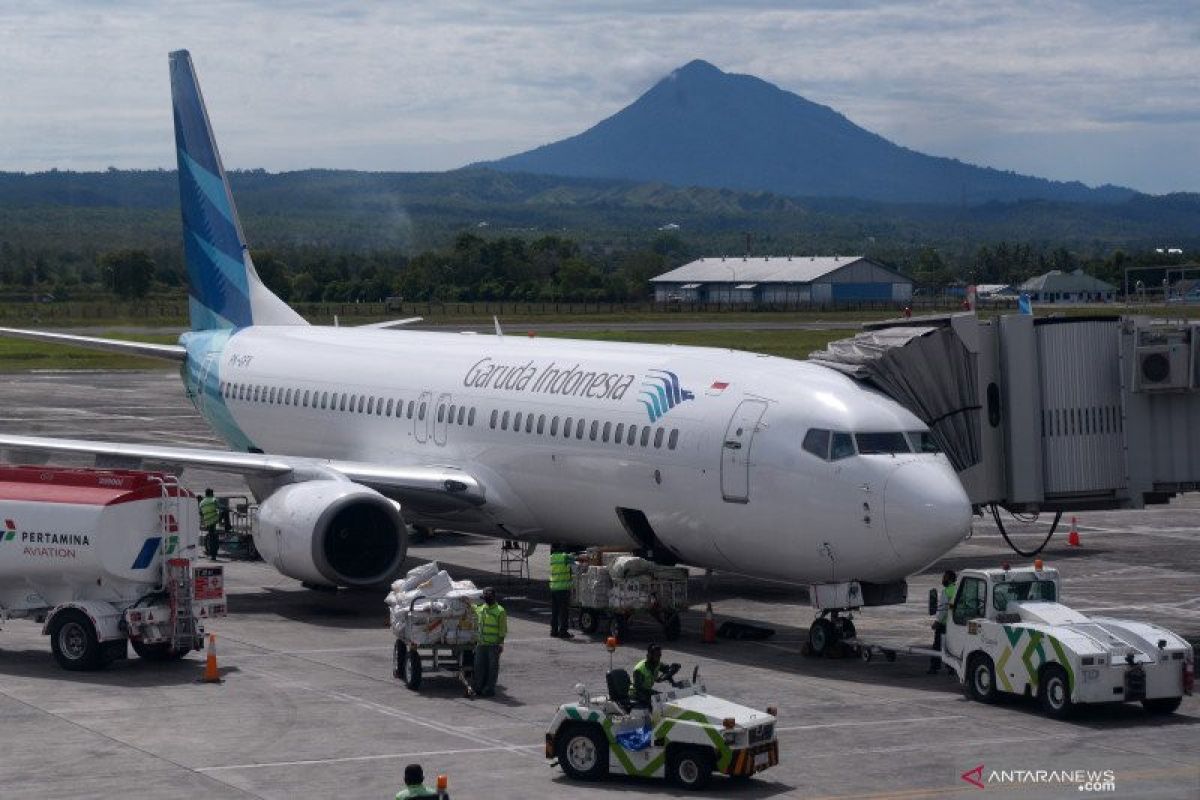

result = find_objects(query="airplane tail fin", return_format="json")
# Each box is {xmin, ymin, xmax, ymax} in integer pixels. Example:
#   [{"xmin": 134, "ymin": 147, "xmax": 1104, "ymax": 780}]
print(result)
[{"xmin": 169, "ymin": 50, "xmax": 307, "ymax": 331}]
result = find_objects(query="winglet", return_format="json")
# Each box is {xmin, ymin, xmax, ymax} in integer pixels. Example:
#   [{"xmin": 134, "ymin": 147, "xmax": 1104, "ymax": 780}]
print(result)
[{"xmin": 169, "ymin": 50, "xmax": 307, "ymax": 331}]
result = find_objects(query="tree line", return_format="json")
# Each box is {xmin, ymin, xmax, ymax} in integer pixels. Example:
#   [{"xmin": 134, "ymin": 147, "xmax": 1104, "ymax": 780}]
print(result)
[{"xmin": 0, "ymin": 233, "xmax": 1190, "ymax": 303}]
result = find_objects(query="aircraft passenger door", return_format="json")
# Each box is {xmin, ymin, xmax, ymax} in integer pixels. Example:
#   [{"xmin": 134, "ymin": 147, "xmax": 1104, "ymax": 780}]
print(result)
[
  {"xmin": 432, "ymin": 393, "xmax": 451, "ymax": 446},
  {"xmin": 413, "ymin": 391, "xmax": 432, "ymax": 444},
  {"xmin": 720, "ymin": 399, "xmax": 769, "ymax": 503}
]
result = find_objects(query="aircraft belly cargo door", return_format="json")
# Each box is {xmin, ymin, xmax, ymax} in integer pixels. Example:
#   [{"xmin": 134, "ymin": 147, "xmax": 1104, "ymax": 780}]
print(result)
[{"xmin": 721, "ymin": 399, "xmax": 768, "ymax": 503}]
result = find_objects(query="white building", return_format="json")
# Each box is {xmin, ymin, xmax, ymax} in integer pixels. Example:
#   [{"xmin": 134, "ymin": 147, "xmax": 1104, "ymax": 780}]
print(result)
[{"xmin": 650, "ymin": 256, "xmax": 913, "ymax": 304}]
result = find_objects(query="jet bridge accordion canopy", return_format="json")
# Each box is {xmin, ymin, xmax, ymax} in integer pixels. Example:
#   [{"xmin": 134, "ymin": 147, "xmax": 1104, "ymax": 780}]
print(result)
[{"xmin": 809, "ymin": 314, "xmax": 1200, "ymax": 513}]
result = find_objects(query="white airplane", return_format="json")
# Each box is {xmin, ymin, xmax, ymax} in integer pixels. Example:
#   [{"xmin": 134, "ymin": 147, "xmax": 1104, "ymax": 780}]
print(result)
[{"xmin": 0, "ymin": 51, "xmax": 971, "ymax": 647}]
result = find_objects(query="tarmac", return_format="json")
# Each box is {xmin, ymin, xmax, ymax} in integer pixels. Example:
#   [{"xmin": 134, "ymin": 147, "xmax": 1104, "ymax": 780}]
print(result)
[{"xmin": 0, "ymin": 370, "xmax": 1197, "ymax": 800}]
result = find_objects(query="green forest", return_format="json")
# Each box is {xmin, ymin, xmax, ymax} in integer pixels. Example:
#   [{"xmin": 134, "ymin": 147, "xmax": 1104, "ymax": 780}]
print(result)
[{"xmin": 0, "ymin": 168, "xmax": 1195, "ymax": 303}]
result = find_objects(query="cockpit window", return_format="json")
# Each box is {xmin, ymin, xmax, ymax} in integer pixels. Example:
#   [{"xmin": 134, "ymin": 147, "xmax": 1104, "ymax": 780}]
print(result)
[
  {"xmin": 802, "ymin": 428, "xmax": 830, "ymax": 459},
  {"xmin": 906, "ymin": 430, "xmax": 941, "ymax": 453},
  {"xmin": 830, "ymin": 432, "xmax": 855, "ymax": 460},
  {"xmin": 854, "ymin": 432, "xmax": 912, "ymax": 455}
]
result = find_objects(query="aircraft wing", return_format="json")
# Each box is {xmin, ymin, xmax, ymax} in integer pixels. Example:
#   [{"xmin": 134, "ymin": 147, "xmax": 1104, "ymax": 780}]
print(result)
[
  {"xmin": 0, "ymin": 434, "xmax": 486, "ymax": 512},
  {"xmin": 0, "ymin": 327, "xmax": 187, "ymax": 361}
]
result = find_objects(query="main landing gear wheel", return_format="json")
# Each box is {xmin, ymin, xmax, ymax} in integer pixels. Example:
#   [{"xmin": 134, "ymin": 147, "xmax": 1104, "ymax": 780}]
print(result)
[{"xmin": 807, "ymin": 618, "xmax": 837, "ymax": 657}]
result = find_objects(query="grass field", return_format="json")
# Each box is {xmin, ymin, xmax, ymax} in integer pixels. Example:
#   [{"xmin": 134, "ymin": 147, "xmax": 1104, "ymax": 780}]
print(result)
[
  {"xmin": 0, "ymin": 334, "xmax": 179, "ymax": 372},
  {"xmin": 540, "ymin": 328, "xmax": 853, "ymax": 360},
  {"xmin": 0, "ymin": 328, "xmax": 854, "ymax": 371}
]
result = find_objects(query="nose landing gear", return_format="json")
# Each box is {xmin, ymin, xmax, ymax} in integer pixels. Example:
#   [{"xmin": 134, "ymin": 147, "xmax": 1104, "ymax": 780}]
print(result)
[{"xmin": 803, "ymin": 611, "xmax": 857, "ymax": 658}]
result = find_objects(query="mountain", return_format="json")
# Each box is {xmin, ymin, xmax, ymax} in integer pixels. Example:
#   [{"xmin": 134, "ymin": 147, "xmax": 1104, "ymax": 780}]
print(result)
[{"xmin": 484, "ymin": 60, "xmax": 1137, "ymax": 206}]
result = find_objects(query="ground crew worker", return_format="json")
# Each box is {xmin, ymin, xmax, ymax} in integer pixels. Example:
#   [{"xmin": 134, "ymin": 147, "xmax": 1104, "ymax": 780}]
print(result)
[
  {"xmin": 395, "ymin": 763, "xmax": 441, "ymax": 799},
  {"xmin": 548, "ymin": 544, "xmax": 574, "ymax": 639},
  {"xmin": 929, "ymin": 569, "xmax": 957, "ymax": 674},
  {"xmin": 630, "ymin": 643, "xmax": 671, "ymax": 707},
  {"xmin": 472, "ymin": 587, "xmax": 507, "ymax": 697},
  {"xmin": 199, "ymin": 488, "xmax": 220, "ymax": 561}
]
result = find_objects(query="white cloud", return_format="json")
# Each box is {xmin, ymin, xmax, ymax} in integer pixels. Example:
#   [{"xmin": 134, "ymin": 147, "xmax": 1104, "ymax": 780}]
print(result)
[{"xmin": 0, "ymin": 0, "xmax": 1196, "ymax": 192}]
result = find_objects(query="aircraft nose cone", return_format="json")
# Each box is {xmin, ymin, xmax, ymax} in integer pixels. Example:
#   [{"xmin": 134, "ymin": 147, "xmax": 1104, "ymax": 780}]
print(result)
[{"xmin": 883, "ymin": 461, "xmax": 971, "ymax": 571}]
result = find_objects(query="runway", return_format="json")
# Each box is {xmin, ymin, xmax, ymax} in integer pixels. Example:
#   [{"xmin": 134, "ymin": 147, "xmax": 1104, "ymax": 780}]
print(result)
[{"xmin": 0, "ymin": 370, "xmax": 1196, "ymax": 799}]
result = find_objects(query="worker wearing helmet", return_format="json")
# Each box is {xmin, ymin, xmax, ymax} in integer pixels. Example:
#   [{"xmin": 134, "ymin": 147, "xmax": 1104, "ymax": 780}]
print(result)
[
  {"xmin": 199, "ymin": 488, "xmax": 220, "ymax": 561},
  {"xmin": 630, "ymin": 643, "xmax": 671, "ymax": 707},
  {"xmin": 929, "ymin": 570, "xmax": 957, "ymax": 674}
]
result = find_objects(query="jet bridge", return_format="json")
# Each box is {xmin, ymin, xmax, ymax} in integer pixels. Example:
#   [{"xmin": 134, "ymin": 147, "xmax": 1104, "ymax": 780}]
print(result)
[{"xmin": 809, "ymin": 313, "xmax": 1200, "ymax": 515}]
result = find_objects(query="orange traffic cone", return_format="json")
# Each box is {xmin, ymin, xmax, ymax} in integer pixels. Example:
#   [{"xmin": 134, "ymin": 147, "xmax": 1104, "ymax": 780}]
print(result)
[
  {"xmin": 201, "ymin": 633, "xmax": 222, "ymax": 683},
  {"xmin": 1067, "ymin": 516, "xmax": 1081, "ymax": 547},
  {"xmin": 702, "ymin": 603, "xmax": 717, "ymax": 644}
]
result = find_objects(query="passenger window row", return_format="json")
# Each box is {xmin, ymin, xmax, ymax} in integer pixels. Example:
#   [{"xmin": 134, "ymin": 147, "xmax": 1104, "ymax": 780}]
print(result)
[
  {"xmin": 488, "ymin": 408, "xmax": 680, "ymax": 450},
  {"xmin": 219, "ymin": 381, "xmax": 477, "ymax": 428}
]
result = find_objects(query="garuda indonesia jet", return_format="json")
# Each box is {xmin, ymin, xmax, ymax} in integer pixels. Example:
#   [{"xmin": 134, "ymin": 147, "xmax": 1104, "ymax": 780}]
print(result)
[{"xmin": 0, "ymin": 52, "xmax": 970, "ymax": 646}]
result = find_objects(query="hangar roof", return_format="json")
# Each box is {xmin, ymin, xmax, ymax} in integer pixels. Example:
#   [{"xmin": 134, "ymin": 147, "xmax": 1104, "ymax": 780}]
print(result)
[
  {"xmin": 651, "ymin": 256, "xmax": 896, "ymax": 284},
  {"xmin": 1019, "ymin": 269, "xmax": 1116, "ymax": 293}
]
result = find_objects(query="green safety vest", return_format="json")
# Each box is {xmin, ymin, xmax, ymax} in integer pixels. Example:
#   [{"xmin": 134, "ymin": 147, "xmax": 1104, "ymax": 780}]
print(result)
[
  {"xmin": 476, "ymin": 603, "xmax": 507, "ymax": 645},
  {"xmin": 631, "ymin": 658, "xmax": 656, "ymax": 701},
  {"xmin": 395, "ymin": 785, "xmax": 436, "ymax": 799},
  {"xmin": 198, "ymin": 496, "xmax": 220, "ymax": 528},
  {"xmin": 937, "ymin": 583, "xmax": 956, "ymax": 624},
  {"xmin": 549, "ymin": 552, "xmax": 573, "ymax": 591}
]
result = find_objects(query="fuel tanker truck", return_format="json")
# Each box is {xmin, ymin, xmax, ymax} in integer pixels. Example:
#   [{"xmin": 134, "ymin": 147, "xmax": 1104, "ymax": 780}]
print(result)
[{"xmin": 0, "ymin": 466, "xmax": 225, "ymax": 670}]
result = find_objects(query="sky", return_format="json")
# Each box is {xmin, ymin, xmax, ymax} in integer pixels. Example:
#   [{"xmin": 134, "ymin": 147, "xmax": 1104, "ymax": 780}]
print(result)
[{"xmin": 1, "ymin": 1, "xmax": 1197, "ymax": 194}]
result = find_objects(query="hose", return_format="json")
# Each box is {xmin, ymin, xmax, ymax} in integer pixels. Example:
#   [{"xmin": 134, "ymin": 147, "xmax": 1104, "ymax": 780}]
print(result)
[{"xmin": 990, "ymin": 504, "xmax": 1062, "ymax": 558}]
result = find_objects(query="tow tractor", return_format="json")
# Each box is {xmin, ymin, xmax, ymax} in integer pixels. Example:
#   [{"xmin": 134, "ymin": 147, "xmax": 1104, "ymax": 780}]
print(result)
[
  {"xmin": 854, "ymin": 562, "xmax": 1194, "ymax": 718},
  {"xmin": 545, "ymin": 654, "xmax": 779, "ymax": 790}
]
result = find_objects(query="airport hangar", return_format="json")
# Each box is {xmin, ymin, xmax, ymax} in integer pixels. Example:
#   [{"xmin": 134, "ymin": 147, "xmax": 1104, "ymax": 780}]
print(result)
[{"xmin": 650, "ymin": 255, "xmax": 914, "ymax": 304}]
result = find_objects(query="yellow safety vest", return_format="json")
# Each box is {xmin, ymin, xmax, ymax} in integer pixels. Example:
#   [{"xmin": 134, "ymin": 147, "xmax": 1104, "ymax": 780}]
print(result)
[
  {"xmin": 549, "ymin": 552, "xmax": 573, "ymax": 591},
  {"xmin": 631, "ymin": 658, "xmax": 656, "ymax": 701},
  {"xmin": 198, "ymin": 496, "xmax": 220, "ymax": 528},
  {"xmin": 476, "ymin": 603, "xmax": 507, "ymax": 645},
  {"xmin": 937, "ymin": 583, "xmax": 956, "ymax": 624}
]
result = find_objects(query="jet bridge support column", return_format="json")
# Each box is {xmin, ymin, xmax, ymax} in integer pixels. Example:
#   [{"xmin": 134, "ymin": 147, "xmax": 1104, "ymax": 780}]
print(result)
[{"xmin": 998, "ymin": 314, "xmax": 1044, "ymax": 510}]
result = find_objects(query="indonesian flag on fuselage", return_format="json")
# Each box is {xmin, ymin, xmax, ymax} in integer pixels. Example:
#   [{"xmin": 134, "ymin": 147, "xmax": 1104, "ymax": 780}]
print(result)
[{"xmin": 707, "ymin": 380, "xmax": 729, "ymax": 396}]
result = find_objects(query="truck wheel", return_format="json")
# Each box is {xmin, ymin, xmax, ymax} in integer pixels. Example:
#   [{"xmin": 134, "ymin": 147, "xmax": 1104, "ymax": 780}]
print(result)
[
  {"xmin": 1038, "ymin": 664, "xmax": 1075, "ymax": 719},
  {"xmin": 1142, "ymin": 697, "xmax": 1182, "ymax": 715},
  {"xmin": 663, "ymin": 612, "xmax": 681, "ymax": 641},
  {"xmin": 667, "ymin": 746, "xmax": 713, "ymax": 790},
  {"xmin": 131, "ymin": 640, "xmax": 188, "ymax": 661},
  {"xmin": 400, "ymin": 648, "xmax": 422, "ymax": 690},
  {"xmin": 965, "ymin": 654, "xmax": 998, "ymax": 703},
  {"xmin": 556, "ymin": 723, "xmax": 608, "ymax": 781},
  {"xmin": 579, "ymin": 609, "xmax": 600, "ymax": 635},
  {"xmin": 838, "ymin": 618, "xmax": 857, "ymax": 641},
  {"xmin": 49, "ymin": 610, "xmax": 103, "ymax": 671},
  {"xmin": 807, "ymin": 618, "xmax": 837, "ymax": 657}
]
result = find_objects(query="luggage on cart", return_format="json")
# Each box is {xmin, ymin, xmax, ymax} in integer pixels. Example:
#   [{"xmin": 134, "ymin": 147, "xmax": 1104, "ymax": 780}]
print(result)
[
  {"xmin": 572, "ymin": 551, "xmax": 688, "ymax": 642},
  {"xmin": 386, "ymin": 562, "xmax": 481, "ymax": 693}
]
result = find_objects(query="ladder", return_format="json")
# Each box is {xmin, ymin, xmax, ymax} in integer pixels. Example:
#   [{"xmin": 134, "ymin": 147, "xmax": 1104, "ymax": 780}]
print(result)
[
  {"xmin": 154, "ymin": 475, "xmax": 196, "ymax": 653},
  {"xmin": 499, "ymin": 539, "xmax": 530, "ymax": 583}
]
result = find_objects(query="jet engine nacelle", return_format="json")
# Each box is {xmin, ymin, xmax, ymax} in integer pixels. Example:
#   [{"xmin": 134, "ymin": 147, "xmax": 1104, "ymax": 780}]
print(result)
[{"xmin": 254, "ymin": 480, "xmax": 407, "ymax": 588}]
